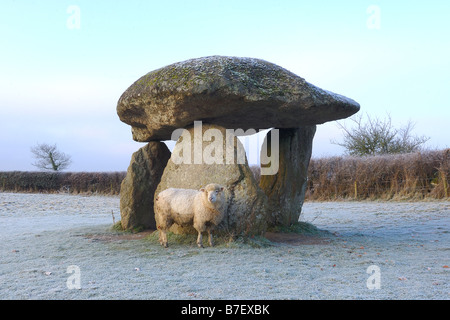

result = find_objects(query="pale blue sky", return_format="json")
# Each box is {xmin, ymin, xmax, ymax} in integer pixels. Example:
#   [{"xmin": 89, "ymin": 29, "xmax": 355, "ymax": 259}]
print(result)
[{"xmin": 0, "ymin": 0, "xmax": 449, "ymax": 171}]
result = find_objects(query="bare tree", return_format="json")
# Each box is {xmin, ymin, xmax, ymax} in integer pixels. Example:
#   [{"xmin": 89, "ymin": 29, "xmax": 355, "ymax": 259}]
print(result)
[
  {"xmin": 31, "ymin": 143, "xmax": 72, "ymax": 171},
  {"xmin": 332, "ymin": 113, "xmax": 429, "ymax": 156}
]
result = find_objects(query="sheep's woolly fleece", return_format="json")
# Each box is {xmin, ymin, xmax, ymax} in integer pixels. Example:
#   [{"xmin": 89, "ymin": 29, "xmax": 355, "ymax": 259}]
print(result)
[{"xmin": 155, "ymin": 184, "xmax": 226, "ymax": 247}]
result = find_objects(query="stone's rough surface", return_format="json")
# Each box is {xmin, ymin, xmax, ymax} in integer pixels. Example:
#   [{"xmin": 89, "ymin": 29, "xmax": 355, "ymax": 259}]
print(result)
[
  {"xmin": 155, "ymin": 124, "xmax": 268, "ymax": 235},
  {"xmin": 260, "ymin": 126, "xmax": 316, "ymax": 227},
  {"xmin": 120, "ymin": 142, "xmax": 171, "ymax": 230},
  {"xmin": 117, "ymin": 56, "xmax": 360, "ymax": 234},
  {"xmin": 117, "ymin": 55, "xmax": 360, "ymax": 142}
]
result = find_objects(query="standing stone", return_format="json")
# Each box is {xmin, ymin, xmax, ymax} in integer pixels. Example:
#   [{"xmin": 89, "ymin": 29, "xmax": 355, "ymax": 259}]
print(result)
[
  {"xmin": 155, "ymin": 123, "xmax": 268, "ymax": 236},
  {"xmin": 120, "ymin": 142, "xmax": 171, "ymax": 230},
  {"xmin": 260, "ymin": 126, "xmax": 316, "ymax": 227}
]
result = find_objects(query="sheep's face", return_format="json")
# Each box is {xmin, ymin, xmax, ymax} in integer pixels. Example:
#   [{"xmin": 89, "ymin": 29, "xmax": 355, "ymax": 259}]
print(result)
[{"xmin": 200, "ymin": 184, "xmax": 225, "ymax": 204}]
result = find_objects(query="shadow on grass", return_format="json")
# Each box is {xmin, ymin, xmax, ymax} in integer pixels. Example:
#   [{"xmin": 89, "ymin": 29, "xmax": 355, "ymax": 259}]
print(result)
[{"xmin": 109, "ymin": 221, "xmax": 331, "ymax": 248}]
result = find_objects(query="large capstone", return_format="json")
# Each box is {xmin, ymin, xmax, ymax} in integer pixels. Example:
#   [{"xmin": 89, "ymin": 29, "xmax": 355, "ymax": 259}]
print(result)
[{"xmin": 117, "ymin": 56, "xmax": 360, "ymax": 142}]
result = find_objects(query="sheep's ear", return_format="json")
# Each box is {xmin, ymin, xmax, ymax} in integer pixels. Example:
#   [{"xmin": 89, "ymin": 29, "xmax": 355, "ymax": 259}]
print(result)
[{"xmin": 200, "ymin": 188, "xmax": 205, "ymax": 192}]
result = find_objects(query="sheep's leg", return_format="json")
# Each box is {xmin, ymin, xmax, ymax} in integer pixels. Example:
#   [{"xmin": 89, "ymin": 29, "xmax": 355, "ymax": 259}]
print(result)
[
  {"xmin": 156, "ymin": 213, "xmax": 172, "ymax": 248},
  {"xmin": 194, "ymin": 220, "xmax": 206, "ymax": 248},
  {"xmin": 159, "ymin": 229, "xmax": 168, "ymax": 248},
  {"xmin": 208, "ymin": 230, "xmax": 214, "ymax": 247},
  {"xmin": 197, "ymin": 232, "xmax": 204, "ymax": 248},
  {"xmin": 197, "ymin": 232, "xmax": 203, "ymax": 248},
  {"xmin": 158, "ymin": 229, "xmax": 163, "ymax": 246}
]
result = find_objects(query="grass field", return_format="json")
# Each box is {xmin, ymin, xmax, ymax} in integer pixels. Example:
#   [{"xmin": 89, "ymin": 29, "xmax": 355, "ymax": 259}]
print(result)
[{"xmin": 1, "ymin": 192, "xmax": 448, "ymax": 299}]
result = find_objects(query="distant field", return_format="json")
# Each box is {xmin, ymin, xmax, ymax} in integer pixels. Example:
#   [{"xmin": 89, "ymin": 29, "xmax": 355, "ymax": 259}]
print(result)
[
  {"xmin": 1, "ymin": 149, "xmax": 448, "ymax": 201},
  {"xmin": 305, "ymin": 149, "xmax": 449, "ymax": 201},
  {"xmin": 0, "ymin": 171, "xmax": 125, "ymax": 195}
]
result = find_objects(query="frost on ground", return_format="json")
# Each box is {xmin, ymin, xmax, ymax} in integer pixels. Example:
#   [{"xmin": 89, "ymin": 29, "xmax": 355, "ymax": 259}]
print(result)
[{"xmin": 0, "ymin": 192, "xmax": 448, "ymax": 300}]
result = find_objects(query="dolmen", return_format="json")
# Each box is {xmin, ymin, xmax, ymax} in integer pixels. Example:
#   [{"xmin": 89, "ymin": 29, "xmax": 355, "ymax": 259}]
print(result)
[{"xmin": 117, "ymin": 56, "xmax": 359, "ymax": 235}]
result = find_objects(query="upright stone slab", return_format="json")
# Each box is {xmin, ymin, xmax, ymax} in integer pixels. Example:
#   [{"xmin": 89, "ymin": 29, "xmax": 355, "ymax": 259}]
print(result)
[
  {"xmin": 155, "ymin": 123, "xmax": 268, "ymax": 236},
  {"xmin": 120, "ymin": 142, "xmax": 171, "ymax": 230},
  {"xmin": 260, "ymin": 126, "xmax": 316, "ymax": 227}
]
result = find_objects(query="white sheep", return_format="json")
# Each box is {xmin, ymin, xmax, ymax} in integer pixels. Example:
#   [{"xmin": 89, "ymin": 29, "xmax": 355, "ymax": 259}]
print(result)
[{"xmin": 154, "ymin": 183, "xmax": 227, "ymax": 248}]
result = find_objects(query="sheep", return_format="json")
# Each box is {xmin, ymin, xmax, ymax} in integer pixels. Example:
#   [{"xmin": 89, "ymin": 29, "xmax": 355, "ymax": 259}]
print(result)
[{"xmin": 154, "ymin": 183, "xmax": 227, "ymax": 248}]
